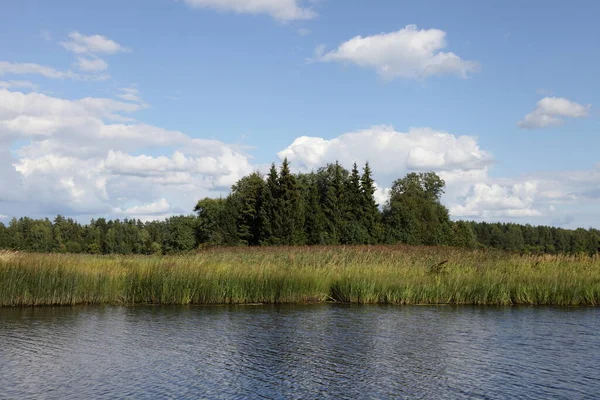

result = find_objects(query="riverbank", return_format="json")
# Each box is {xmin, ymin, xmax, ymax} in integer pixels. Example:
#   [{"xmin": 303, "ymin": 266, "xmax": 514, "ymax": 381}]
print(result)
[{"xmin": 1, "ymin": 247, "xmax": 599, "ymax": 306}]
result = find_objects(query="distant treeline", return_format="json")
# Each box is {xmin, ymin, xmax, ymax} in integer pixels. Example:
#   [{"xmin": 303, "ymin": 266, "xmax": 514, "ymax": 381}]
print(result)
[{"xmin": 1, "ymin": 160, "xmax": 599, "ymax": 255}]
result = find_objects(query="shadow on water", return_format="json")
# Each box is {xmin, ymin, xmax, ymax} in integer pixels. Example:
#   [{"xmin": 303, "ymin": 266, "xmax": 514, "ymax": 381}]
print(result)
[{"xmin": 1, "ymin": 304, "xmax": 599, "ymax": 399}]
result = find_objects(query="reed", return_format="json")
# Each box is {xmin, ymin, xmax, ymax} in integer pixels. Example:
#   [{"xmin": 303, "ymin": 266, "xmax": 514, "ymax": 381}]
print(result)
[{"xmin": 1, "ymin": 246, "xmax": 599, "ymax": 306}]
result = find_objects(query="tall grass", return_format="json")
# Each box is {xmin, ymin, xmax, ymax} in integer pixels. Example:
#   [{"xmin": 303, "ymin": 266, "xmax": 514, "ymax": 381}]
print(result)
[{"xmin": 1, "ymin": 246, "xmax": 599, "ymax": 306}]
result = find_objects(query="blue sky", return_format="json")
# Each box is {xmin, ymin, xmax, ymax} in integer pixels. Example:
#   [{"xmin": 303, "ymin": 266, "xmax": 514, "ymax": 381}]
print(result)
[{"xmin": 0, "ymin": 0, "xmax": 598, "ymax": 228}]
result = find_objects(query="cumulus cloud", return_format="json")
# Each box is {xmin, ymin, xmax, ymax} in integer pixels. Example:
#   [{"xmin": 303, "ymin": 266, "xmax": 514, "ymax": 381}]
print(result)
[
  {"xmin": 60, "ymin": 32, "xmax": 130, "ymax": 54},
  {"xmin": 518, "ymin": 96, "xmax": 591, "ymax": 129},
  {"xmin": 0, "ymin": 88, "xmax": 253, "ymax": 219},
  {"xmin": 278, "ymin": 125, "xmax": 492, "ymax": 174},
  {"xmin": 314, "ymin": 25, "xmax": 479, "ymax": 79},
  {"xmin": 450, "ymin": 181, "xmax": 542, "ymax": 218},
  {"xmin": 183, "ymin": 0, "xmax": 317, "ymax": 22},
  {"xmin": 114, "ymin": 199, "xmax": 171, "ymax": 216},
  {"xmin": 275, "ymin": 125, "xmax": 600, "ymax": 223}
]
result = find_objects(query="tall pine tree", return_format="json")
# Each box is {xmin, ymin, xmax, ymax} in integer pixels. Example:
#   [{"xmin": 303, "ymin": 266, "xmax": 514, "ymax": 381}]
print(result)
[{"xmin": 360, "ymin": 162, "xmax": 383, "ymax": 244}]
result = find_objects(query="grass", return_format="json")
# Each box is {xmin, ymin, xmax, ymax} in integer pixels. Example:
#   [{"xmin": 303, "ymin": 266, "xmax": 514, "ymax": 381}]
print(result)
[{"xmin": 1, "ymin": 246, "xmax": 600, "ymax": 306}]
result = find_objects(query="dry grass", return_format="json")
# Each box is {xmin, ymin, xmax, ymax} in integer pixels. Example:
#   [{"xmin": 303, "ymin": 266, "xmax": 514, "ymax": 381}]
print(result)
[
  {"xmin": 1, "ymin": 245, "xmax": 599, "ymax": 306},
  {"xmin": 0, "ymin": 250, "xmax": 20, "ymax": 262}
]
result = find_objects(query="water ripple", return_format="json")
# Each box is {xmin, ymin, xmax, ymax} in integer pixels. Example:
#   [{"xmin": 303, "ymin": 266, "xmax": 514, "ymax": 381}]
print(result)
[{"xmin": 1, "ymin": 305, "xmax": 599, "ymax": 399}]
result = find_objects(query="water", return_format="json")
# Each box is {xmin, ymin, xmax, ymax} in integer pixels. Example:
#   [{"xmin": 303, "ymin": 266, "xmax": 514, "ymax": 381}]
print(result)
[{"xmin": 1, "ymin": 305, "xmax": 598, "ymax": 399}]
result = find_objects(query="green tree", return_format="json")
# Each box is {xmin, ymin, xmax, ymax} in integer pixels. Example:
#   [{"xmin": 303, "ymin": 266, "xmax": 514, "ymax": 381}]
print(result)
[
  {"xmin": 300, "ymin": 173, "xmax": 327, "ymax": 245},
  {"xmin": 383, "ymin": 172, "xmax": 451, "ymax": 245},
  {"xmin": 195, "ymin": 197, "xmax": 227, "ymax": 245},
  {"xmin": 259, "ymin": 163, "xmax": 280, "ymax": 245},
  {"xmin": 360, "ymin": 162, "xmax": 383, "ymax": 244},
  {"xmin": 230, "ymin": 172, "xmax": 266, "ymax": 245},
  {"xmin": 341, "ymin": 163, "xmax": 369, "ymax": 244},
  {"xmin": 451, "ymin": 221, "xmax": 478, "ymax": 249},
  {"xmin": 163, "ymin": 216, "xmax": 198, "ymax": 253},
  {"xmin": 319, "ymin": 162, "xmax": 348, "ymax": 244},
  {"xmin": 277, "ymin": 158, "xmax": 305, "ymax": 245}
]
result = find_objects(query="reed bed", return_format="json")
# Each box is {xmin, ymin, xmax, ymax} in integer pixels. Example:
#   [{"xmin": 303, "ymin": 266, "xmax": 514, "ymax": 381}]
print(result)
[{"xmin": 1, "ymin": 246, "xmax": 599, "ymax": 306}]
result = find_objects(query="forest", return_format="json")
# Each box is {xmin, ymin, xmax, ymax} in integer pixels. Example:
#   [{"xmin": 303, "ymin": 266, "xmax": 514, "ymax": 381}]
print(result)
[{"xmin": 0, "ymin": 160, "xmax": 599, "ymax": 255}]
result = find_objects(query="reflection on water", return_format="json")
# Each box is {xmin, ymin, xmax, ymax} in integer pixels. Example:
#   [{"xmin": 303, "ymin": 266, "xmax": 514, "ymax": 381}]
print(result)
[{"xmin": 1, "ymin": 305, "xmax": 599, "ymax": 399}]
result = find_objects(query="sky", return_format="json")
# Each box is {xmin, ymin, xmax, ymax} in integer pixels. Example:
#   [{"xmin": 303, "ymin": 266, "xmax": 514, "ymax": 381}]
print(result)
[{"xmin": 0, "ymin": 0, "xmax": 599, "ymax": 228}]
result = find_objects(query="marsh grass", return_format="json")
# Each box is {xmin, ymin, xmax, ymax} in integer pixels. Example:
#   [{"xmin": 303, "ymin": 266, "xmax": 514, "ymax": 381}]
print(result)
[{"xmin": 1, "ymin": 246, "xmax": 599, "ymax": 306}]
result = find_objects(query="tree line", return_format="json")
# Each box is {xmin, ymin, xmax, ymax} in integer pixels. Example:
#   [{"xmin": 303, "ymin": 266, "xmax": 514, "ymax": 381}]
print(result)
[{"xmin": 1, "ymin": 159, "xmax": 599, "ymax": 255}]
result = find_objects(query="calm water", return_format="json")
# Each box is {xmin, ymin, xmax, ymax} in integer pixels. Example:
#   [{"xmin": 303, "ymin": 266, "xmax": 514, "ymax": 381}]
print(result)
[{"xmin": 1, "ymin": 305, "xmax": 599, "ymax": 399}]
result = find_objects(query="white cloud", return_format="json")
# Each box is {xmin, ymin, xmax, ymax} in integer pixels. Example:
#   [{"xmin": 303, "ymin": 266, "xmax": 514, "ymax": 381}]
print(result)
[
  {"xmin": 278, "ymin": 125, "xmax": 492, "ymax": 174},
  {"xmin": 0, "ymin": 61, "xmax": 108, "ymax": 81},
  {"xmin": 60, "ymin": 32, "xmax": 130, "ymax": 54},
  {"xmin": 76, "ymin": 56, "xmax": 108, "ymax": 72},
  {"xmin": 0, "ymin": 80, "xmax": 38, "ymax": 90},
  {"xmin": 450, "ymin": 181, "xmax": 542, "ymax": 218},
  {"xmin": 117, "ymin": 87, "xmax": 142, "ymax": 102},
  {"xmin": 114, "ymin": 199, "xmax": 171, "ymax": 216},
  {"xmin": 183, "ymin": 0, "xmax": 317, "ymax": 22},
  {"xmin": 0, "ymin": 61, "xmax": 73, "ymax": 79},
  {"xmin": 518, "ymin": 96, "xmax": 591, "ymax": 129},
  {"xmin": 0, "ymin": 88, "xmax": 254, "ymax": 219},
  {"xmin": 276, "ymin": 125, "xmax": 587, "ymax": 223},
  {"xmin": 373, "ymin": 183, "xmax": 390, "ymax": 206},
  {"xmin": 314, "ymin": 25, "xmax": 479, "ymax": 79}
]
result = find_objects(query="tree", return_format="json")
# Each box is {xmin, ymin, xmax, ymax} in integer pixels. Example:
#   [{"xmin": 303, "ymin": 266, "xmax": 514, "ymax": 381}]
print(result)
[
  {"xmin": 277, "ymin": 158, "xmax": 305, "ymax": 245},
  {"xmin": 360, "ymin": 162, "xmax": 383, "ymax": 244},
  {"xmin": 259, "ymin": 163, "xmax": 280, "ymax": 245},
  {"xmin": 163, "ymin": 216, "xmax": 198, "ymax": 253},
  {"xmin": 319, "ymin": 162, "xmax": 348, "ymax": 244},
  {"xmin": 451, "ymin": 221, "xmax": 478, "ymax": 249},
  {"xmin": 230, "ymin": 172, "xmax": 266, "ymax": 245},
  {"xmin": 29, "ymin": 219, "xmax": 53, "ymax": 252},
  {"xmin": 0, "ymin": 222, "xmax": 8, "ymax": 249},
  {"xmin": 382, "ymin": 172, "xmax": 451, "ymax": 245},
  {"xmin": 195, "ymin": 197, "xmax": 227, "ymax": 245},
  {"xmin": 300, "ymin": 173, "xmax": 327, "ymax": 245},
  {"xmin": 341, "ymin": 163, "xmax": 369, "ymax": 244}
]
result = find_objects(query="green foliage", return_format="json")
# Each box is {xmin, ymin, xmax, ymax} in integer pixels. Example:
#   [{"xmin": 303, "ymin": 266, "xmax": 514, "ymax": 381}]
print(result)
[
  {"xmin": 163, "ymin": 216, "xmax": 198, "ymax": 253},
  {"xmin": 360, "ymin": 162, "xmax": 383, "ymax": 244},
  {"xmin": 0, "ymin": 162, "xmax": 598, "ymax": 256},
  {"xmin": 276, "ymin": 158, "xmax": 305, "ymax": 245},
  {"xmin": 195, "ymin": 197, "xmax": 226, "ymax": 245},
  {"xmin": 231, "ymin": 172, "xmax": 266, "ymax": 245},
  {"xmin": 259, "ymin": 164, "xmax": 280, "ymax": 245},
  {"xmin": 383, "ymin": 172, "xmax": 452, "ymax": 245},
  {"xmin": 450, "ymin": 221, "xmax": 478, "ymax": 249}
]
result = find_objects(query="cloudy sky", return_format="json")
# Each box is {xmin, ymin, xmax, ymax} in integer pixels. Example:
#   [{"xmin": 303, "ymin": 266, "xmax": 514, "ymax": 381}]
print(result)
[{"xmin": 1, "ymin": 0, "xmax": 599, "ymax": 227}]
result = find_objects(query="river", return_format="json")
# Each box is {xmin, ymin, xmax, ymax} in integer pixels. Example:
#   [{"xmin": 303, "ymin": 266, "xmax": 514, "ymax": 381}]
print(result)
[{"xmin": 1, "ymin": 305, "xmax": 598, "ymax": 399}]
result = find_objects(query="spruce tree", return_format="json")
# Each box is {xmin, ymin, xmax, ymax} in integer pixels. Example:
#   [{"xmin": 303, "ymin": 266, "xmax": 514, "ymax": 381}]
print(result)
[
  {"xmin": 320, "ymin": 162, "xmax": 347, "ymax": 244},
  {"xmin": 259, "ymin": 163, "xmax": 280, "ymax": 245},
  {"xmin": 359, "ymin": 162, "xmax": 383, "ymax": 244},
  {"xmin": 277, "ymin": 158, "xmax": 305, "ymax": 245},
  {"xmin": 301, "ymin": 173, "xmax": 327, "ymax": 245},
  {"xmin": 342, "ymin": 162, "xmax": 368, "ymax": 244},
  {"xmin": 230, "ymin": 172, "xmax": 265, "ymax": 245}
]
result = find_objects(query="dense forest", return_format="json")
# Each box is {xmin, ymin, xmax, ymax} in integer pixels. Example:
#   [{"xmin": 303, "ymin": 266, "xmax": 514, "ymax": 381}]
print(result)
[{"xmin": 1, "ymin": 160, "xmax": 599, "ymax": 255}]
